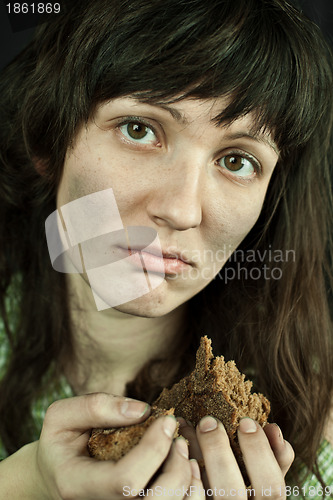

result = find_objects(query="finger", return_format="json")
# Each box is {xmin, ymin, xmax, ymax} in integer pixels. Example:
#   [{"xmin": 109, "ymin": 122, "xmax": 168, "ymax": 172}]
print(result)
[
  {"xmin": 42, "ymin": 393, "xmax": 150, "ymax": 436},
  {"xmin": 238, "ymin": 418, "xmax": 285, "ymax": 498},
  {"xmin": 177, "ymin": 418, "xmax": 209, "ymax": 489},
  {"xmin": 177, "ymin": 418, "xmax": 203, "ymax": 462},
  {"xmin": 114, "ymin": 415, "xmax": 179, "ymax": 492},
  {"xmin": 188, "ymin": 460, "xmax": 206, "ymax": 500},
  {"xmin": 196, "ymin": 416, "xmax": 247, "ymax": 499},
  {"xmin": 53, "ymin": 415, "xmax": 178, "ymax": 500},
  {"xmin": 263, "ymin": 423, "xmax": 295, "ymax": 476},
  {"xmin": 147, "ymin": 437, "xmax": 192, "ymax": 498}
]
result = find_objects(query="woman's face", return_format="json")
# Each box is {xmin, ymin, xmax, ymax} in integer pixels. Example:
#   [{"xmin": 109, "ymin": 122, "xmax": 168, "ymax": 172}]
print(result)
[{"xmin": 57, "ymin": 96, "xmax": 279, "ymax": 316}]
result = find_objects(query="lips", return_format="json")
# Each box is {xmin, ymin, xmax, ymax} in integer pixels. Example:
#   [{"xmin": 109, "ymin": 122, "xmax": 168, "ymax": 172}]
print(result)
[{"xmin": 118, "ymin": 245, "xmax": 193, "ymax": 275}]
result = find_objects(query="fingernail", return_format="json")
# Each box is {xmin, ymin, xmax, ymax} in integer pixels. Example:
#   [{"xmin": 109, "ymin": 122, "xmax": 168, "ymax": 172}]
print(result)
[
  {"xmin": 190, "ymin": 459, "xmax": 201, "ymax": 480},
  {"xmin": 175, "ymin": 437, "xmax": 189, "ymax": 459},
  {"xmin": 121, "ymin": 399, "xmax": 149, "ymax": 418},
  {"xmin": 199, "ymin": 416, "xmax": 218, "ymax": 432},
  {"xmin": 239, "ymin": 417, "xmax": 257, "ymax": 433},
  {"xmin": 163, "ymin": 415, "xmax": 177, "ymax": 438}
]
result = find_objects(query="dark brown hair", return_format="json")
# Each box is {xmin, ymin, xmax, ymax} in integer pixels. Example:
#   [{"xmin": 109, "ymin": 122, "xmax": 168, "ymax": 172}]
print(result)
[{"xmin": 0, "ymin": 0, "xmax": 332, "ymax": 491}]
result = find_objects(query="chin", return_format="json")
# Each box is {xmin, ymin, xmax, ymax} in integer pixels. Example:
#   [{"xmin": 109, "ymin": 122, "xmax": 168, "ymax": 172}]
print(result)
[
  {"xmin": 102, "ymin": 278, "xmax": 195, "ymax": 317},
  {"xmin": 88, "ymin": 272, "xmax": 209, "ymax": 317},
  {"xmin": 110, "ymin": 292, "xmax": 183, "ymax": 318}
]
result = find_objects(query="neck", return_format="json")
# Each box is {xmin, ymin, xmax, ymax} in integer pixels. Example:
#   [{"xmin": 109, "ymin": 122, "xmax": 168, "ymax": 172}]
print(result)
[{"xmin": 64, "ymin": 274, "xmax": 186, "ymax": 396}]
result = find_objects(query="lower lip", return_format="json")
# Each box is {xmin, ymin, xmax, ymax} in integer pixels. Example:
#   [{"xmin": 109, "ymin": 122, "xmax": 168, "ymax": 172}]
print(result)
[{"xmin": 118, "ymin": 247, "xmax": 190, "ymax": 275}]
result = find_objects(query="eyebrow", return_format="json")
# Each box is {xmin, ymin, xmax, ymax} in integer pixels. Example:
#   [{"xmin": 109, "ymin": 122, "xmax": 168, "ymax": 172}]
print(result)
[
  {"xmin": 222, "ymin": 132, "xmax": 279, "ymax": 156},
  {"xmin": 151, "ymin": 103, "xmax": 190, "ymax": 126},
  {"xmin": 138, "ymin": 101, "xmax": 279, "ymax": 155}
]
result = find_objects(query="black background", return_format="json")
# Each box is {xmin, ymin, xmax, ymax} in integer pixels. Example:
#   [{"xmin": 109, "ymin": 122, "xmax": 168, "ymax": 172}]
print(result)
[{"xmin": 0, "ymin": 0, "xmax": 332, "ymax": 71}]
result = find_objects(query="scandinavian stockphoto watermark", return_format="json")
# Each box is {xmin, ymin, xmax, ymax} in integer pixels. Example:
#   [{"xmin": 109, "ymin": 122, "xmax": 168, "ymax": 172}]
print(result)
[
  {"xmin": 45, "ymin": 188, "xmax": 165, "ymax": 311},
  {"xmin": 218, "ymin": 246, "xmax": 295, "ymax": 283},
  {"xmin": 166, "ymin": 245, "xmax": 295, "ymax": 283}
]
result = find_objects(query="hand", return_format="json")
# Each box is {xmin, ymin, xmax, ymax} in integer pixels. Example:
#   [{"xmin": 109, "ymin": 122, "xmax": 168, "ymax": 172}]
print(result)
[
  {"xmin": 34, "ymin": 393, "xmax": 204, "ymax": 499},
  {"xmin": 178, "ymin": 416, "xmax": 295, "ymax": 499}
]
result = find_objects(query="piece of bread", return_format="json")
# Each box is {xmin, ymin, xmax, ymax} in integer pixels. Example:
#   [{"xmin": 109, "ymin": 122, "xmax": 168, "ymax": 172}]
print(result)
[
  {"xmin": 153, "ymin": 336, "xmax": 270, "ymax": 480},
  {"xmin": 88, "ymin": 336, "xmax": 270, "ymax": 481},
  {"xmin": 88, "ymin": 407, "xmax": 177, "ymax": 461}
]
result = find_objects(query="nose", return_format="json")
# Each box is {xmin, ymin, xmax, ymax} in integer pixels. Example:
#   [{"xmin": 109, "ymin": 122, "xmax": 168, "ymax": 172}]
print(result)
[{"xmin": 146, "ymin": 158, "xmax": 203, "ymax": 231}]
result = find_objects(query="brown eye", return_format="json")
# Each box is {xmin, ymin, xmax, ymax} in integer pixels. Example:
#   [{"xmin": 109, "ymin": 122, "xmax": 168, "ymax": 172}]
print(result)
[
  {"xmin": 219, "ymin": 154, "xmax": 256, "ymax": 177},
  {"xmin": 119, "ymin": 121, "xmax": 157, "ymax": 144},
  {"xmin": 127, "ymin": 122, "xmax": 148, "ymax": 140},
  {"xmin": 224, "ymin": 155, "xmax": 244, "ymax": 171}
]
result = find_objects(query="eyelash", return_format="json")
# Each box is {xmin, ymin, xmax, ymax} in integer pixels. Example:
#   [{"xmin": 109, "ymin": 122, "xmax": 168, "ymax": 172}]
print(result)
[{"xmin": 116, "ymin": 117, "xmax": 262, "ymax": 179}]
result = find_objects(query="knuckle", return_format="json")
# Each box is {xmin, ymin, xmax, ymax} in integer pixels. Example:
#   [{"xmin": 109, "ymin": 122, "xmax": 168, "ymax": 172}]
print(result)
[
  {"xmin": 202, "ymin": 439, "xmax": 224, "ymax": 454},
  {"xmin": 200, "ymin": 429, "xmax": 229, "ymax": 452},
  {"xmin": 180, "ymin": 460, "xmax": 192, "ymax": 483},
  {"xmin": 245, "ymin": 438, "xmax": 267, "ymax": 455},
  {"xmin": 278, "ymin": 441, "xmax": 295, "ymax": 471},
  {"xmin": 165, "ymin": 443, "xmax": 192, "ymax": 480},
  {"xmin": 162, "ymin": 464, "xmax": 192, "ymax": 489},
  {"xmin": 144, "ymin": 428, "xmax": 172, "ymax": 457},
  {"xmin": 43, "ymin": 399, "xmax": 63, "ymax": 426},
  {"xmin": 84, "ymin": 392, "xmax": 111, "ymax": 420},
  {"xmin": 148, "ymin": 437, "xmax": 170, "ymax": 459},
  {"xmin": 285, "ymin": 441, "xmax": 295, "ymax": 464}
]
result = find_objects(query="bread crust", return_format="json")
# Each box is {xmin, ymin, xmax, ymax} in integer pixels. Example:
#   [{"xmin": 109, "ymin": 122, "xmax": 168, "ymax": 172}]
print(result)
[
  {"xmin": 88, "ymin": 407, "xmax": 177, "ymax": 461},
  {"xmin": 88, "ymin": 336, "xmax": 270, "ymax": 482}
]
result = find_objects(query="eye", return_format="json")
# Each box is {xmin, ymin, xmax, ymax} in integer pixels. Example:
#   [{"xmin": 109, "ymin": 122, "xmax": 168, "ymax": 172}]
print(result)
[
  {"xmin": 118, "ymin": 121, "xmax": 158, "ymax": 145},
  {"xmin": 218, "ymin": 153, "xmax": 259, "ymax": 178}
]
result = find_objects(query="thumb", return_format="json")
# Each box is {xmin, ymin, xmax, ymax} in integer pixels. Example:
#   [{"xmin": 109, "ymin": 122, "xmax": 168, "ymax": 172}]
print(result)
[{"xmin": 42, "ymin": 393, "xmax": 150, "ymax": 434}]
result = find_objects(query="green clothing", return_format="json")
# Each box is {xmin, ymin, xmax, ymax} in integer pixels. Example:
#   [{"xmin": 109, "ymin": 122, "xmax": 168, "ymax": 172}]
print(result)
[{"xmin": 0, "ymin": 319, "xmax": 332, "ymax": 499}]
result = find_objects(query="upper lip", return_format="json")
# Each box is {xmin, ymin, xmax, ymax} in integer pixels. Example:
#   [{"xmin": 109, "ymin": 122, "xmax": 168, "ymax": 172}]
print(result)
[
  {"xmin": 120, "ymin": 245, "xmax": 193, "ymax": 265},
  {"xmin": 161, "ymin": 249, "xmax": 192, "ymax": 264}
]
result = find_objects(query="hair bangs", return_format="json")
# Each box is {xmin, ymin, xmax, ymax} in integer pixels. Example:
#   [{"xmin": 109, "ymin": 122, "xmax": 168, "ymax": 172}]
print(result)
[
  {"xmin": 16, "ymin": 0, "xmax": 333, "ymax": 170},
  {"xmin": 86, "ymin": 0, "xmax": 332, "ymax": 156}
]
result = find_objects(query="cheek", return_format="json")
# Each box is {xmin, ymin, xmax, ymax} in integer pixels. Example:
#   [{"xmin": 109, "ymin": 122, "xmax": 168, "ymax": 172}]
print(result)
[
  {"xmin": 208, "ymin": 188, "xmax": 266, "ymax": 250},
  {"xmin": 57, "ymin": 147, "xmax": 112, "ymax": 208},
  {"xmin": 232, "ymin": 198, "xmax": 263, "ymax": 236}
]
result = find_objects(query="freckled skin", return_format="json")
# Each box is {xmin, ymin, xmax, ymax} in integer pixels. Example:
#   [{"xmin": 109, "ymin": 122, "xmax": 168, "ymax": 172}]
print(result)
[{"xmin": 57, "ymin": 97, "xmax": 278, "ymax": 318}]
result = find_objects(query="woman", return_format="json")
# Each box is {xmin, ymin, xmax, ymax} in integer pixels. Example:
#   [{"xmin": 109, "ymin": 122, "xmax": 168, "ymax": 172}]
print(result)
[{"xmin": 0, "ymin": 0, "xmax": 332, "ymax": 498}]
